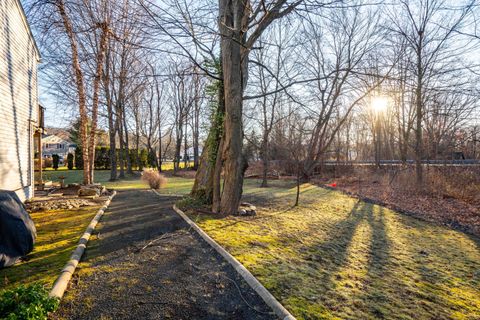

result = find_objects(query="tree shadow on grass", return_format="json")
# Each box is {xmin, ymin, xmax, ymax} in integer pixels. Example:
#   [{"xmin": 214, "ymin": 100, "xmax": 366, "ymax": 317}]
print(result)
[
  {"xmin": 357, "ymin": 206, "xmax": 393, "ymax": 319},
  {"xmin": 265, "ymin": 202, "xmax": 367, "ymax": 304}
]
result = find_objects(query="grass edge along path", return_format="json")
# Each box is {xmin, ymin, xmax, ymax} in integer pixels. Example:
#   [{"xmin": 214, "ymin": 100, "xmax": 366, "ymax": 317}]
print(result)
[
  {"xmin": 49, "ymin": 191, "xmax": 116, "ymax": 298},
  {"xmin": 185, "ymin": 179, "xmax": 480, "ymax": 320},
  {"xmin": 0, "ymin": 205, "xmax": 101, "ymax": 291}
]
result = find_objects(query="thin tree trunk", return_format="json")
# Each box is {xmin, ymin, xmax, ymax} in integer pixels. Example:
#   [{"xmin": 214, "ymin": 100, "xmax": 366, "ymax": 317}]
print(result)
[
  {"xmin": 123, "ymin": 107, "xmax": 133, "ymax": 174},
  {"xmin": 87, "ymin": 23, "xmax": 109, "ymax": 184},
  {"xmin": 184, "ymin": 122, "xmax": 188, "ymax": 169},
  {"xmin": 415, "ymin": 31, "xmax": 424, "ymax": 185},
  {"xmin": 104, "ymin": 44, "xmax": 117, "ymax": 181},
  {"xmin": 117, "ymin": 106, "xmax": 125, "ymax": 179},
  {"xmin": 56, "ymin": 0, "xmax": 90, "ymax": 184},
  {"xmin": 295, "ymin": 164, "xmax": 300, "ymax": 207},
  {"xmin": 260, "ymin": 138, "xmax": 268, "ymax": 187}
]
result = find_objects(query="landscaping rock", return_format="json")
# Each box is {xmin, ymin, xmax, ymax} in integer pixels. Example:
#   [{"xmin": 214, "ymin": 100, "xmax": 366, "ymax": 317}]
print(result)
[
  {"xmin": 25, "ymin": 199, "xmax": 93, "ymax": 212},
  {"xmin": 78, "ymin": 188, "xmax": 99, "ymax": 197},
  {"xmin": 236, "ymin": 203, "xmax": 257, "ymax": 216}
]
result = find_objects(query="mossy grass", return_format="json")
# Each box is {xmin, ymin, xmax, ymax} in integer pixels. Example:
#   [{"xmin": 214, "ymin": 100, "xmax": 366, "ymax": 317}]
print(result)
[
  {"xmin": 187, "ymin": 179, "xmax": 480, "ymax": 320},
  {"xmin": 0, "ymin": 206, "xmax": 101, "ymax": 291}
]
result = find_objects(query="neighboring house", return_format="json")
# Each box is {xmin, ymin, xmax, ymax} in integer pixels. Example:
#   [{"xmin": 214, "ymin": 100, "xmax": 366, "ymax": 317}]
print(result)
[
  {"xmin": 0, "ymin": 0, "xmax": 41, "ymax": 201},
  {"xmin": 42, "ymin": 134, "xmax": 76, "ymax": 161}
]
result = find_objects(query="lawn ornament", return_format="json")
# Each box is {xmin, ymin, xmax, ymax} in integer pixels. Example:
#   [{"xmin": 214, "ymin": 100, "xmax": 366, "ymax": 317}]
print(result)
[{"xmin": 0, "ymin": 191, "xmax": 37, "ymax": 268}]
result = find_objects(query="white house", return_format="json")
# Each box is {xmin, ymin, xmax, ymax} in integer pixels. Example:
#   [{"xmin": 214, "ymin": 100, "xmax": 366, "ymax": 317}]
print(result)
[
  {"xmin": 0, "ymin": 0, "xmax": 41, "ymax": 201},
  {"xmin": 42, "ymin": 134, "xmax": 76, "ymax": 161}
]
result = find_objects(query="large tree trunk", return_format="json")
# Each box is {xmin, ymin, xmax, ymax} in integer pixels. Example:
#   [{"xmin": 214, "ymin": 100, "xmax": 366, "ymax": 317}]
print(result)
[{"xmin": 218, "ymin": 0, "xmax": 249, "ymax": 215}]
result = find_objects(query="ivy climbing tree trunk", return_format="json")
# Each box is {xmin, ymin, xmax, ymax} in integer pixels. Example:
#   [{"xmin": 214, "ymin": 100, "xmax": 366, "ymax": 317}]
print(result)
[{"xmin": 191, "ymin": 65, "xmax": 224, "ymax": 205}]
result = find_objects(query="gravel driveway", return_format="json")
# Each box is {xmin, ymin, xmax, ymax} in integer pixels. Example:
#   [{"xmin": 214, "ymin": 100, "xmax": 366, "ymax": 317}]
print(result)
[{"xmin": 54, "ymin": 189, "xmax": 277, "ymax": 320}]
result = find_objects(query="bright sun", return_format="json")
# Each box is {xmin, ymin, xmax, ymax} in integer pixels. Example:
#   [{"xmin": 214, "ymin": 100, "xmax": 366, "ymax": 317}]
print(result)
[{"xmin": 371, "ymin": 96, "xmax": 388, "ymax": 113}]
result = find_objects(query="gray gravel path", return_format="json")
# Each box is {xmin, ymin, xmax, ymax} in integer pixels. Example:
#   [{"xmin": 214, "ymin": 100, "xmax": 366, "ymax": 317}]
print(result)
[{"xmin": 54, "ymin": 189, "xmax": 277, "ymax": 320}]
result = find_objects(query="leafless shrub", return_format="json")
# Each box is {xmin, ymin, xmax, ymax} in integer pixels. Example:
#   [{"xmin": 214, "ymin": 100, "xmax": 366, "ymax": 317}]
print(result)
[{"xmin": 141, "ymin": 169, "xmax": 167, "ymax": 189}]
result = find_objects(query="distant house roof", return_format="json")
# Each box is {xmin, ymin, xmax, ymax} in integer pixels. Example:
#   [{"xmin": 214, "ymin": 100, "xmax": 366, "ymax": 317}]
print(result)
[
  {"xmin": 44, "ymin": 127, "xmax": 71, "ymax": 141},
  {"xmin": 15, "ymin": 0, "xmax": 41, "ymax": 61},
  {"xmin": 42, "ymin": 133, "xmax": 73, "ymax": 145}
]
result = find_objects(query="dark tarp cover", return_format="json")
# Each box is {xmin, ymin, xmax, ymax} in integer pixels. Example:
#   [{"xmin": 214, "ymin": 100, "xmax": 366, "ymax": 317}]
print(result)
[{"xmin": 0, "ymin": 190, "xmax": 36, "ymax": 268}]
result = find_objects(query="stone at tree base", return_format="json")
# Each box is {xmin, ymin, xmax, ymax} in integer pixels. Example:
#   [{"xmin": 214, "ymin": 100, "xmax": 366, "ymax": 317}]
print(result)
[{"xmin": 236, "ymin": 203, "xmax": 257, "ymax": 216}]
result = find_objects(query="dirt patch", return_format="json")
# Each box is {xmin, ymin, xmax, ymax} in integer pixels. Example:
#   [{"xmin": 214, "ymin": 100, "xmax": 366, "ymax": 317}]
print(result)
[{"xmin": 53, "ymin": 189, "xmax": 276, "ymax": 320}]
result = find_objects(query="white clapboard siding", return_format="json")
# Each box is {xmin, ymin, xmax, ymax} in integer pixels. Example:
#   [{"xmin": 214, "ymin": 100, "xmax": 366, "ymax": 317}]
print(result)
[{"xmin": 0, "ymin": 0, "xmax": 40, "ymax": 201}]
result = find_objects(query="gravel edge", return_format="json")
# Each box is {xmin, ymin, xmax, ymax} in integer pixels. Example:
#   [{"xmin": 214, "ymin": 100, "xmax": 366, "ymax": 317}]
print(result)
[
  {"xmin": 49, "ymin": 191, "xmax": 117, "ymax": 299},
  {"xmin": 150, "ymin": 189, "xmax": 296, "ymax": 320}
]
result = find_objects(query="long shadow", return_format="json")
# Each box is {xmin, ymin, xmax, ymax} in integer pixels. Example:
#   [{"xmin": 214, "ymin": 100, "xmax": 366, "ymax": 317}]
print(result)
[
  {"xmin": 366, "ymin": 206, "xmax": 390, "ymax": 277},
  {"xmin": 296, "ymin": 202, "xmax": 368, "ymax": 292},
  {"xmin": 358, "ymin": 205, "xmax": 392, "ymax": 318}
]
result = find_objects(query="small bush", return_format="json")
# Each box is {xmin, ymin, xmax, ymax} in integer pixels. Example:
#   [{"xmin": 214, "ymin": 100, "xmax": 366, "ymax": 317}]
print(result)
[
  {"xmin": 141, "ymin": 169, "xmax": 167, "ymax": 189},
  {"xmin": 0, "ymin": 283, "xmax": 59, "ymax": 320},
  {"xmin": 42, "ymin": 157, "xmax": 52, "ymax": 169},
  {"xmin": 67, "ymin": 153, "xmax": 74, "ymax": 170},
  {"xmin": 52, "ymin": 154, "xmax": 59, "ymax": 170}
]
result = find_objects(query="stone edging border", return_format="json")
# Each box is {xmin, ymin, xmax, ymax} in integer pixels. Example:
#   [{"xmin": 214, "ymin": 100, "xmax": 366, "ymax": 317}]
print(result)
[
  {"xmin": 150, "ymin": 189, "xmax": 295, "ymax": 320},
  {"xmin": 49, "ymin": 191, "xmax": 117, "ymax": 298}
]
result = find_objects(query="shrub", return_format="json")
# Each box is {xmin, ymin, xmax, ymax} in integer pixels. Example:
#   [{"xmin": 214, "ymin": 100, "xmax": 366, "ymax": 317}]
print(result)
[
  {"xmin": 42, "ymin": 157, "xmax": 52, "ymax": 169},
  {"xmin": 52, "ymin": 154, "xmax": 59, "ymax": 170},
  {"xmin": 67, "ymin": 153, "xmax": 74, "ymax": 170},
  {"xmin": 0, "ymin": 283, "xmax": 59, "ymax": 320},
  {"xmin": 141, "ymin": 169, "xmax": 167, "ymax": 189},
  {"xmin": 139, "ymin": 148, "xmax": 148, "ymax": 170},
  {"xmin": 94, "ymin": 147, "xmax": 110, "ymax": 170},
  {"xmin": 74, "ymin": 147, "xmax": 83, "ymax": 170}
]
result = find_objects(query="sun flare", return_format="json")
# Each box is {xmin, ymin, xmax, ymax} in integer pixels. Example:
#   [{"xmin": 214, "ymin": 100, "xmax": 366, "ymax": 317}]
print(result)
[{"xmin": 371, "ymin": 96, "xmax": 389, "ymax": 113}]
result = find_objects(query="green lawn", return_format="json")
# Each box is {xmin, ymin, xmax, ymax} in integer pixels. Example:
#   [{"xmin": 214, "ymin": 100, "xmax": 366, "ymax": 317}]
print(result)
[
  {"xmin": 187, "ymin": 179, "xmax": 480, "ymax": 320},
  {"xmin": 41, "ymin": 169, "xmax": 193, "ymax": 195},
  {"xmin": 0, "ymin": 206, "xmax": 100, "ymax": 290},
  {"xmin": 1, "ymin": 169, "xmax": 193, "ymax": 292}
]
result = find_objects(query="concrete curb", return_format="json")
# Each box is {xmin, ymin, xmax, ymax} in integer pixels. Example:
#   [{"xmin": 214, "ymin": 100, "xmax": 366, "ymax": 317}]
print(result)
[
  {"xmin": 49, "ymin": 191, "xmax": 117, "ymax": 299},
  {"xmin": 150, "ymin": 189, "xmax": 295, "ymax": 320}
]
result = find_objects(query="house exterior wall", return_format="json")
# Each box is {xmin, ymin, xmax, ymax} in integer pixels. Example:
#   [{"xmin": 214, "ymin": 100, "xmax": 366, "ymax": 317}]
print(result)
[
  {"xmin": 0, "ymin": 0, "xmax": 40, "ymax": 201},
  {"xmin": 42, "ymin": 135, "xmax": 76, "ymax": 160}
]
